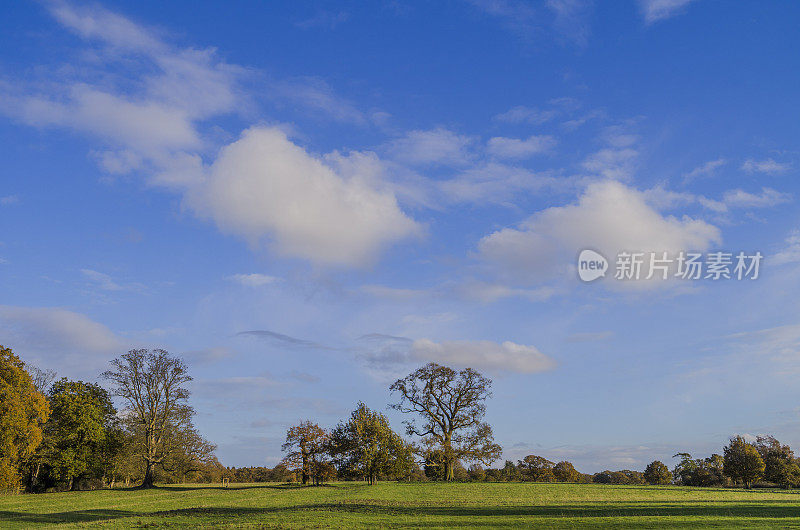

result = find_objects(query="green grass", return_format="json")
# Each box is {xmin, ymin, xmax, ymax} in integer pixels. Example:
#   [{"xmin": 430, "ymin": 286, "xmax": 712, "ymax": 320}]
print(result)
[{"xmin": 2, "ymin": 482, "xmax": 800, "ymax": 528}]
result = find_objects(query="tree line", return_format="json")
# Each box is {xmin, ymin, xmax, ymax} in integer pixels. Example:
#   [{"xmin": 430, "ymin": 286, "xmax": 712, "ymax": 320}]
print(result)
[
  {"xmin": 2, "ymin": 344, "xmax": 798, "ymax": 491},
  {"xmin": 0, "ymin": 347, "xmax": 223, "ymax": 492}
]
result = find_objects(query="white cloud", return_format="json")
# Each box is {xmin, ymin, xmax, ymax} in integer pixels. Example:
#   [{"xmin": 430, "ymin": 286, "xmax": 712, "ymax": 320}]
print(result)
[
  {"xmin": 187, "ymin": 127, "xmax": 420, "ymax": 266},
  {"xmin": 0, "ymin": 3, "xmax": 242, "ymax": 189},
  {"xmin": 773, "ymin": 230, "xmax": 800, "ymax": 266},
  {"xmin": 358, "ymin": 334, "xmax": 556, "ymax": 375},
  {"xmin": 225, "ymin": 273, "xmax": 280, "ymax": 287},
  {"xmin": 478, "ymin": 180, "xmax": 721, "ymax": 283},
  {"xmin": 640, "ymin": 0, "xmax": 696, "ymax": 24},
  {"xmin": 487, "ymin": 135, "xmax": 556, "ymax": 159},
  {"xmin": 411, "ymin": 339, "xmax": 556, "ymax": 374},
  {"xmin": 644, "ymin": 185, "xmax": 790, "ymax": 214},
  {"xmin": 721, "ymin": 188, "xmax": 791, "ymax": 209},
  {"xmin": 386, "ymin": 128, "xmax": 475, "ymax": 166},
  {"xmin": 582, "ymin": 147, "xmax": 638, "ymax": 181},
  {"xmin": 1, "ymin": 5, "xmax": 420, "ymax": 268},
  {"xmin": 742, "ymin": 158, "xmax": 792, "ymax": 174},
  {"xmin": 0, "ymin": 305, "xmax": 125, "ymax": 375}
]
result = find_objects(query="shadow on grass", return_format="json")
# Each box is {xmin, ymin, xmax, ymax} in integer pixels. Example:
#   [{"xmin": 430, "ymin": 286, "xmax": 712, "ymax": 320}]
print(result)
[
  {"xmin": 0, "ymin": 509, "xmax": 132, "ymax": 524},
  {"xmin": 4, "ymin": 502, "xmax": 800, "ymax": 525},
  {"xmin": 97, "ymin": 482, "xmax": 305, "ymax": 493}
]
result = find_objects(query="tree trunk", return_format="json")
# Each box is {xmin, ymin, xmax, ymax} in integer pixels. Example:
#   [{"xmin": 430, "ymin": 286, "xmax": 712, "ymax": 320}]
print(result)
[
  {"xmin": 445, "ymin": 460, "xmax": 454, "ymax": 481},
  {"xmin": 29, "ymin": 462, "xmax": 41, "ymax": 492},
  {"xmin": 140, "ymin": 461, "xmax": 156, "ymax": 488}
]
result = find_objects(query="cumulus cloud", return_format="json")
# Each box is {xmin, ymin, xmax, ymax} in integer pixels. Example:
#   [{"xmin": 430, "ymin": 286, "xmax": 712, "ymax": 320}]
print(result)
[
  {"xmin": 639, "ymin": 0, "xmax": 696, "ymax": 24},
  {"xmin": 478, "ymin": 180, "xmax": 721, "ymax": 284},
  {"xmin": 357, "ymin": 334, "xmax": 556, "ymax": 375},
  {"xmin": 187, "ymin": 127, "xmax": 420, "ymax": 266},
  {"xmin": 487, "ymin": 135, "xmax": 556, "ymax": 159},
  {"xmin": 2, "ymin": 4, "xmax": 419, "ymax": 268}
]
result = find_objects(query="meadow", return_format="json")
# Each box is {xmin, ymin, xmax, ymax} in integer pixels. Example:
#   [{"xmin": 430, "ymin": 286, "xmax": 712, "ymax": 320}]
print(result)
[{"xmin": 2, "ymin": 482, "xmax": 800, "ymax": 528}]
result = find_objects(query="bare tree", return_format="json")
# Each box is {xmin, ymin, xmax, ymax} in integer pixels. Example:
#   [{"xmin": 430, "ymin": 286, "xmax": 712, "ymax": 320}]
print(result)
[
  {"xmin": 102, "ymin": 349, "xmax": 193, "ymax": 488},
  {"xmin": 26, "ymin": 364, "xmax": 56, "ymax": 394},
  {"xmin": 390, "ymin": 362, "xmax": 502, "ymax": 481}
]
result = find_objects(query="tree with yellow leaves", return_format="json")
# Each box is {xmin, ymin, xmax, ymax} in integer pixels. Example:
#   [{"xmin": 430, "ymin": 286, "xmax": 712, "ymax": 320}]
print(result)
[{"xmin": 0, "ymin": 346, "xmax": 49, "ymax": 491}]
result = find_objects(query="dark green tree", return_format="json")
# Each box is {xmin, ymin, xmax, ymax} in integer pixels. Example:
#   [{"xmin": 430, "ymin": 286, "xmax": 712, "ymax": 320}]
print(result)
[
  {"xmin": 328, "ymin": 402, "xmax": 413, "ymax": 484},
  {"xmin": 518, "ymin": 455, "xmax": 555, "ymax": 482},
  {"xmin": 723, "ymin": 436, "xmax": 765, "ymax": 488},
  {"xmin": 755, "ymin": 436, "xmax": 800, "ymax": 488},
  {"xmin": 553, "ymin": 461, "xmax": 580, "ymax": 482},
  {"xmin": 643, "ymin": 460, "xmax": 672, "ymax": 485},
  {"xmin": 41, "ymin": 379, "xmax": 117, "ymax": 490}
]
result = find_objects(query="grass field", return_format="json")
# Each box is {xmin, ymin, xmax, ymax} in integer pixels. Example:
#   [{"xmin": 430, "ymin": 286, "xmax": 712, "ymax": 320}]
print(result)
[{"xmin": 2, "ymin": 482, "xmax": 800, "ymax": 528}]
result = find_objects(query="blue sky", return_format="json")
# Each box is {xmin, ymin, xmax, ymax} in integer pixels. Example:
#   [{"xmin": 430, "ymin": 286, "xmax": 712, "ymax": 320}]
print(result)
[{"xmin": 2, "ymin": 0, "xmax": 800, "ymax": 473}]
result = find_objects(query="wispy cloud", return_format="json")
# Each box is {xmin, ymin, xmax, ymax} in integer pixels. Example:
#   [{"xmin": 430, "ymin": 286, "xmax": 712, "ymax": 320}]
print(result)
[
  {"xmin": 225, "ymin": 273, "xmax": 280, "ymax": 287},
  {"xmin": 82, "ymin": 269, "xmax": 146, "ymax": 292},
  {"xmin": 487, "ymin": 135, "xmax": 557, "ymax": 159},
  {"xmin": 295, "ymin": 10, "xmax": 349, "ymax": 30},
  {"xmin": 494, "ymin": 105, "xmax": 558, "ymax": 125},
  {"xmin": 236, "ymin": 329, "xmax": 337, "ymax": 350},
  {"xmin": 682, "ymin": 158, "xmax": 726, "ymax": 183},
  {"xmin": 639, "ymin": 0, "xmax": 696, "ymax": 25},
  {"xmin": 742, "ymin": 158, "xmax": 792, "ymax": 174}
]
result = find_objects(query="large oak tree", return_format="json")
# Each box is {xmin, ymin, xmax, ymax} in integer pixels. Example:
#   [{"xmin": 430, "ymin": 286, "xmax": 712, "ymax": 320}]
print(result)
[
  {"xmin": 102, "ymin": 349, "xmax": 196, "ymax": 488},
  {"xmin": 390, "ymin": 363, "xmax": 502, "ymax": 481}
]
